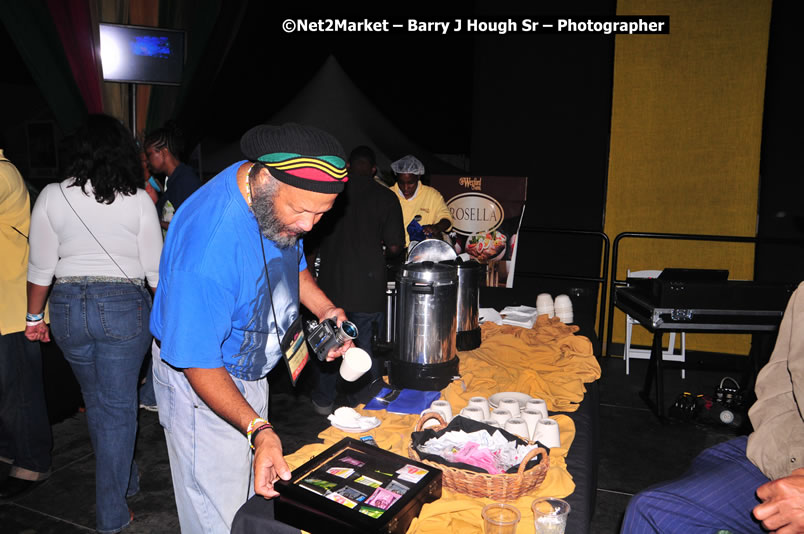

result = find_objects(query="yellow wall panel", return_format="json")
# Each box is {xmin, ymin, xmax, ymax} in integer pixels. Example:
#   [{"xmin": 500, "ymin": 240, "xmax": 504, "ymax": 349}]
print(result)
[{"xmin": 604, "ymin": 0, "xmax": 771, "ymax": 355}]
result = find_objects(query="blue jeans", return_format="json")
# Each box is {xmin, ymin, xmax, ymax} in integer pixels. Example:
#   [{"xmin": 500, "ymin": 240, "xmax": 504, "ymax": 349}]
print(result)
[
  {"xmin": 0, "ymin": 331, "xmax": 52, "ymax": 479},
  {"xmin": 138, "ymin": 341, "xmax": 157, "ymax": 407},
  {"xmin": 622, "ymin": 436, "xmax": 769, "ymax": 533},
  {"xmin": 49, "ymin": 281, "xmax": 152, "ymax": 533},
  {"xmin": 152, "ymin": 350, "xmax": 267, "ymax": 534},
  {"xmin": 311, "ymin": 311, "xmax": 384, "ymax": 407}
]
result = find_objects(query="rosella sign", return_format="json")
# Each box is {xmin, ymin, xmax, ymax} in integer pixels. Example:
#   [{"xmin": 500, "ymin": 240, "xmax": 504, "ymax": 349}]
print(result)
[
  {"xmin": 447, "ymin": 193, "xmax": 504, "ymax": 235},
  {"xmin": 430, "ymin": 175, "xmax": 527, "ymax": 287}
]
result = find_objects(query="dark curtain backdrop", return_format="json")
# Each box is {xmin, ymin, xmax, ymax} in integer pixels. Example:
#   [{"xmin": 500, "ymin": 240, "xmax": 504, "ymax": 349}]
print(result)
[
  {"xmin": 469, "ymin": 0, "xmax": 616, "ymax": 314},
  {"xmin": 755, "ymin": 0, "xmax": 804, "ymax": 285},
  {"xmin": 0, "ymin": 1, "xmax": 88, "ymax": 133},
  {"xmin": 172, "ymin": 1, "xmax": 246, "ymax": 154},
  {"xmin": 144, "ymin": 0, "xmax": 245, "ymax": 151}
]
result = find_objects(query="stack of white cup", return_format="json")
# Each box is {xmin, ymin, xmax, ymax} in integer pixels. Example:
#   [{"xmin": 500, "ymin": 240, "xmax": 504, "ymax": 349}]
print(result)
[
  {"xmin": 554, "ymin": 294, "xmax": 573, "ymax": 324},
  {"xmin": 536, "ymin": 293, "xmax": 555, "ymax": 318}
]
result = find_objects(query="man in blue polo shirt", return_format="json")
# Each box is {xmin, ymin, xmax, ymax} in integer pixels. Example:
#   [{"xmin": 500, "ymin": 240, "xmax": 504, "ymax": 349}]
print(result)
[{"xmin": 150, "ymin": 124, "xmax": 352, "ymax": 534}]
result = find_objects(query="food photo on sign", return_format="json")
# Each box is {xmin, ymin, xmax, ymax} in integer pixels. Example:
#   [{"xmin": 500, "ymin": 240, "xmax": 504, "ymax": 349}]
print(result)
[{"xmin": 430, "ymin": 175, "xmax": 527, "ymax": 287}]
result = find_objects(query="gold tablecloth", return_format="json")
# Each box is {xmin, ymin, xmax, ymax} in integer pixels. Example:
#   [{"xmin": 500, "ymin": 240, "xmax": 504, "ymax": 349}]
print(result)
[{"xmin": 285, "ymin": 316, "xmax": 600, "ymax": 533}]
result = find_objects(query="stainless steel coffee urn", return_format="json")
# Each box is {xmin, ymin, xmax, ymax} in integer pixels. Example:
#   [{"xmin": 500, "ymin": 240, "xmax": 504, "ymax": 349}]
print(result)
[
  {"xmin": 441, "ymin": 259, "xmax": 485, "ymax": 351},
  {"xmin": 387, "ymin": 262, "xmax": 460, "ymax": 390}
]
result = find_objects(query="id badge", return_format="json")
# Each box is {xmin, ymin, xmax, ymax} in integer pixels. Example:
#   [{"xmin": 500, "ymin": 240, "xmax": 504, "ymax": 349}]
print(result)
[{"xmin": 280, "ymin": 315, "xmax": 310, "ymax": 386}]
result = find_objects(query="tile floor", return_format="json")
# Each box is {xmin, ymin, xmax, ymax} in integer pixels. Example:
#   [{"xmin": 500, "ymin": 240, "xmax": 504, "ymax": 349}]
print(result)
[{"xmin": 0, "ymin": 346, "xmax": 750, "ymax": 533}]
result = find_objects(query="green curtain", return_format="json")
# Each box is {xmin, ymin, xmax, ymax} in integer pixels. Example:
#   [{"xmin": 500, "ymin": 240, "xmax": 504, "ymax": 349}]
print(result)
[{"xmin": 0, "ymin": 1, "xmax": 87, "ymax": 133}]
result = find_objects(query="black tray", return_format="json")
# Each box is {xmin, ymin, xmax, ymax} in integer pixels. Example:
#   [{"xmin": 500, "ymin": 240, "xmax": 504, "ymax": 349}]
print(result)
[{"xmin": 275, "ymin": 437, "xmax": 442, "ymax": 533}]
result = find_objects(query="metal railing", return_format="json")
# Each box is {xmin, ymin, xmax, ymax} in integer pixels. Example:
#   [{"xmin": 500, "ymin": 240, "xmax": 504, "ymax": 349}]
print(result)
[{"xmin": 604, "ymin": 231, "xmax": 803, "ymax": 357}]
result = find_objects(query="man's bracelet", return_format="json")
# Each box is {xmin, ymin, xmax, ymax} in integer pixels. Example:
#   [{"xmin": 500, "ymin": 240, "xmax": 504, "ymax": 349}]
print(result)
[
  {"xmin": 26, "ymin": 312, "xmax": 44, "ymax": 322},
  {"xmin": 248, "ymin": 423, "xmax": 273, "ymax": 450},
  {"xmin": 26, "ymin": 319, "xmax": 44, "ymax": 327},
  {"xmin": 247, "ymin": 417, "xmax": 271, "ymax": 449},
  {"xmin": 247, "ymin": 417, "xmax": 269, "ymax": 434}
]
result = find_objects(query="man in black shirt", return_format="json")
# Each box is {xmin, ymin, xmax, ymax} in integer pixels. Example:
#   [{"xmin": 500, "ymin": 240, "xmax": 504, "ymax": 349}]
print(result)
[
  {"xmin": 144, "ymin": 121, "xmax": 202, "ymax": 232},
  {"xmin": 306, "ymin": 146, "xmax": 405, "ymax": 414},
  {"xmin": 141, "ymin": 122, "xmax": 202, "ymax": 411}
]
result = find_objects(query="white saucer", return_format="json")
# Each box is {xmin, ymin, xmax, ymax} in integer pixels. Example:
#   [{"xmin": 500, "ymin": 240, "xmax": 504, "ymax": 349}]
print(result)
[
  {"xmin": 488, "ymin": 392, "xmax": 533, "ymax": 409},
  {"xmin": 330, "ymin": 417, "xmax": 381, "ymax": 433}
]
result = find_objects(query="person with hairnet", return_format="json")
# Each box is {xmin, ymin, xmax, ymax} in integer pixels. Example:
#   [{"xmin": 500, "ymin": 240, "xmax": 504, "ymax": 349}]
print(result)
[{"xmin": 390, "ymin": 155, "xmax": 452, "ymax": 247}]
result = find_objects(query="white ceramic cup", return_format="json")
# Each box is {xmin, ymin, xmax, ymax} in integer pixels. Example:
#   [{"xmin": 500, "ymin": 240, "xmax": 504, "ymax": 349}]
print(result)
[
  {"xmin": 521, "ymin": 409, "xmax": 543, "ymax": 440},
  {"xmin": 536, "ymin": 293, "xmax": 555, "ymax": 317},
  {"xmin": 339, "ymin": 347, "xmax": 372, "ymax": 382},
  {"xmin": 430, "ymin": 400, "xmax": 453, "ymax": 422},
  {"xmin": 556, "ymin": 312, "xmax": 574, "ymax": 324},
  {"xmin": 504, "ymin": 417, "xmax": 531, "ymax": 440},
  {"xmin": 526, "ymin": 398, "xmax": 549, "ymax": 419},
  {"xmin": 498, "ymin": 397, "xmax": 521, "ymax": 418},
  {"xmin": 533, "ymin": 418, "xmax": 561, "ymax": 448},
  {"xmin": 419, "ymin": 408, "xmax": 444, "ymax": 429},
  {"xmin": 459, "ymin": 406, "xmax": 485, "ymax": 422},
  {"xmin": 536, "ymin": 293, "xmax": 554, "ymax": 307},
  {"xmin": 554, "ymin": 294, "xmax": 573, "ymax": 312},
  {"xmin": 490, "ymin": 408, "xmax": 512, "ymax": 427},
  {"xmin": 468, "ymin": 396, "xmax": 491, "ymax": 420},
  {"xmin": 483, "ymin": 419, "xmax": 501, "ymax": 428}
]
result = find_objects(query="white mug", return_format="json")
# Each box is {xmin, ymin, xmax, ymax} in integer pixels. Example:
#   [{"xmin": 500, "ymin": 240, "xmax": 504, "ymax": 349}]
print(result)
[
  {"xmin": 498, "ymin": 397, "xmax": 521, "ymax": 418},
  {"xmin": 504, "ymin": 417, "xmax": 530, "ymax": 440},
  {"xmin": 430, "ymin": 400, "xmax": 453, "ymax": 422},
  {"xmin": 533, "ymin": 418, "xmax": 561, "ymax": 448},
  {"xmin": 490, "ymin": 408, "xmax": 512, "ymax": 427},
  {"xmin": 526, "ymin": 398, "xmax": 549, "ymax": 419},
  {"xmin": 468, "ymin": 397, "xmax": 491, "ymax": 420},
  {"xmin": 339, "ymin": 348, "xmax": 372, "ymax": 382},
  {"xmin": 521, "ymin": 409, "xmax": 543, "ymax": 440},
  {"xmin": 459, "ymin": 406, "xmax": 485, "ymax": 422}
]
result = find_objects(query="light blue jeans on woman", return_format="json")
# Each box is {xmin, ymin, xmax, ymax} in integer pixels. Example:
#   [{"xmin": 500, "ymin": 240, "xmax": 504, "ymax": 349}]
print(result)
[{"xmin": 49, "ymin": 280, "xmax": 152, "ymax": 533}]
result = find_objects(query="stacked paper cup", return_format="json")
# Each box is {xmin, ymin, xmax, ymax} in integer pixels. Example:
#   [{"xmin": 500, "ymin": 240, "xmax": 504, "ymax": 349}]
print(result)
[
  {"xmin": 536, "ymin": 293, "xmax": 555, "ymax": 318},
  {"xmin": 554, "ymin": 294, "xmax": 573, "ymax": 324}
]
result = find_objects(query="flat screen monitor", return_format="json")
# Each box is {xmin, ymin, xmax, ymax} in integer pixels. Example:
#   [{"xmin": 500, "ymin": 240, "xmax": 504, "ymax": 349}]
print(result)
[{"xmin": 99, "ymin": 23, "xmax": 185, "ymax": 85}]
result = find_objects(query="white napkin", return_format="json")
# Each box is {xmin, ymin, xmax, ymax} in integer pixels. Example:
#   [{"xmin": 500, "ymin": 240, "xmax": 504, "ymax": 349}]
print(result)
[
  {"xmin": 479, "ymin": 308, "xmax": 503, "ymax": 325},
  {"xmin": 501, "ymin": 305, "xmax": 539, "ymax": 315},
  {"xmin": 501, "ymin": 314, "xmax": 536, "ymax": 329},
  {"xmin": 327, "ymin": 407, "xmax": 379, "ymax": 430},
  {"xmin": 500, "ymin": 305, "xmax": 539, "ymax": 329}
]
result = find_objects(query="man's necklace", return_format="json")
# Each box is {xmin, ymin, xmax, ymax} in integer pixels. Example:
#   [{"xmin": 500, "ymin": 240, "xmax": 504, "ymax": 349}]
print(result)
[{"xmin": 244, "ymin": 163, "xmax": 255, "ymax": 205}]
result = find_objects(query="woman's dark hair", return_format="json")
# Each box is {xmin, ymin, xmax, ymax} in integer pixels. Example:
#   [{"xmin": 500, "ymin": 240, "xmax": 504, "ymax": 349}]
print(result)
[
  {"xmin": 61, "ymin": 114, "xmax": 142, "ymax": 204},
  {"xmin": 143, "ymin": 120, "xmax": 185, "ymax": 160}
]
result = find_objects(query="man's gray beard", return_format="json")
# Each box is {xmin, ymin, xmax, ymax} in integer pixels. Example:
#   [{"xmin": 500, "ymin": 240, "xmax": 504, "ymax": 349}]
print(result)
[{"xmin": 251, "ymin": 179, "xmax": 303, "ymax": 249}]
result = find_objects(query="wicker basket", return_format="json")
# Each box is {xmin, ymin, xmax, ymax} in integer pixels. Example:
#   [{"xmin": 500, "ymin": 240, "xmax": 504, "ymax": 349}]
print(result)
[{"xmin": 407, "ymin": 412, "xmax": 549, "ymax": 500}]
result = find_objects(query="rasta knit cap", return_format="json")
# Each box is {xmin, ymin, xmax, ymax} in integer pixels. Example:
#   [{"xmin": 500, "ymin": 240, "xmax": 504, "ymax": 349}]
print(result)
[{"xmin": 240, "ymin": 123, "xmax": 348, "ymax": 194}]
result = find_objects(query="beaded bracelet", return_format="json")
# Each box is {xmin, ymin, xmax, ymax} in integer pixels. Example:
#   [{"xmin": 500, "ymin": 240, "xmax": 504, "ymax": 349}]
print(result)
[
  {"xmin": 26, "ymin": 312, "xmax": 44, "ymax": 322},
  {"xmin": 247, "ymin": 417, "xmax": 271, "ymax": 449},
  {"xmin": 248, "ymin": 423, "xmax": 273, "ymax": 450},
  {"xmin": 247, "ymin": 417, "xmax": 269, "ymax": 435}
]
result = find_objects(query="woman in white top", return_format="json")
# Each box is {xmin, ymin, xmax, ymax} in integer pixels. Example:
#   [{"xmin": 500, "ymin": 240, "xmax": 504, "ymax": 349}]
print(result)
[{"xmin": 25, "ymin": 114, "xmax": 162, "ymax": 534}]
